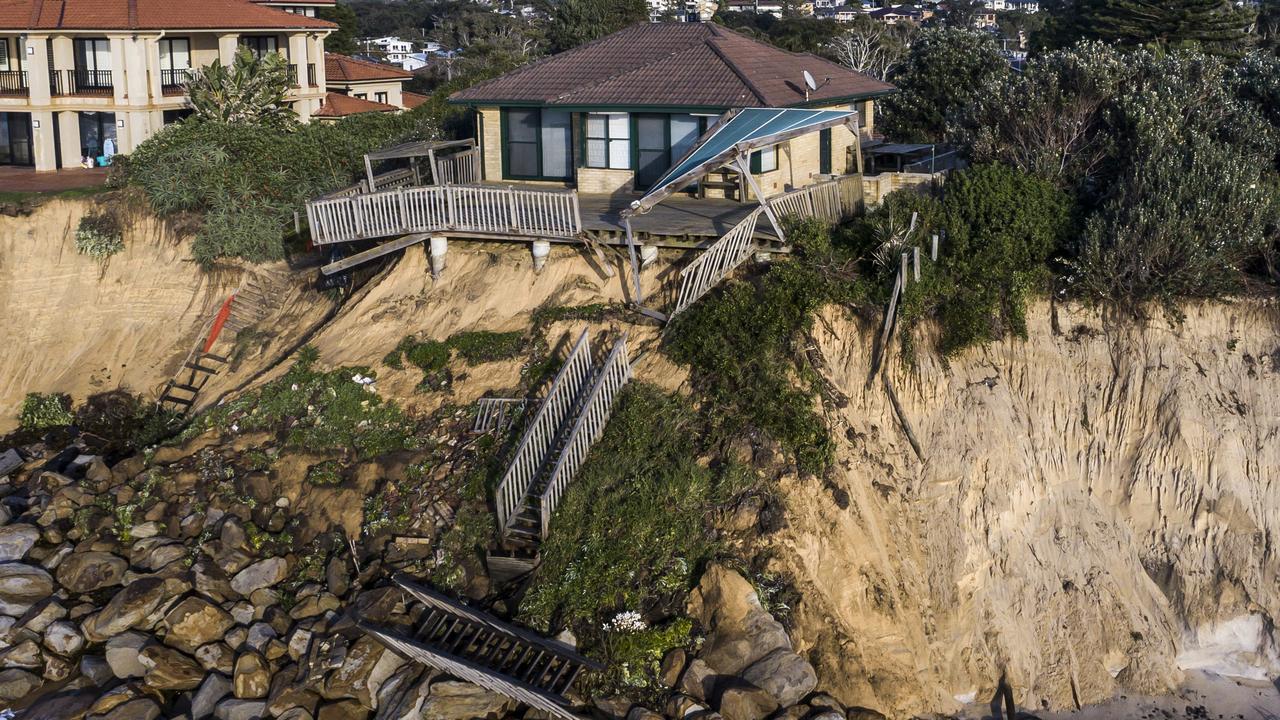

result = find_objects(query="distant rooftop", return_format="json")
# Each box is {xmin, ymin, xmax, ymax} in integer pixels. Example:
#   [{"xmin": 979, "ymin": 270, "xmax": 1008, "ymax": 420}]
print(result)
[{"xmin": 0, "ymin": 0, "xmax": 336, "ymax": 31}]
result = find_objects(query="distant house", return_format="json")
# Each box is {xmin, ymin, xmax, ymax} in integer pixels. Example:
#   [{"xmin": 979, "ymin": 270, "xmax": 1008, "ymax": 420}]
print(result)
[
  {"xmin": 833, "ymin": 5, "xmax": 863, "ymax": 21},
  {"xmin": 319, "ymin": 53, "xmax": 429, "ymax": 120},
  {"xmin": 449, "ymin": 22, "xmax": 893, "ymax": 196},
  {"xmin": 250, "ymin": 0, "xmax": 334, "ymax": 17},
  {"xmin": 1008, "ymin": 0, "xmax": 1040, "ymax": 11},
  {"xmin": 869, "ymin": 5, "xmax": 924, "ymax": 23},
  {"xmin": 723, "ymin": 0, "xmax": 786, "ymax": 16}
]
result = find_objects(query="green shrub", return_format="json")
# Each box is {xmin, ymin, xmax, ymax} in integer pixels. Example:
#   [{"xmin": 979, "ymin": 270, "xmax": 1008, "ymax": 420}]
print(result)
[
  {"xmin": 19, "ymin": 393, "xmax": 73, "ymax": 430},
  {"xmin": 74, "ymin": 211, "xmax": 125, "ymax": 258},
  {"xmin": 183, "ymin": 346, "xmax": 419, "ymax": 458},
  {"xmin": 447, "ymin": 331, "xmax": 525, "ymax": 364},
  {"xmin": 665, "ymin": 219, "xmax": 858, "ymax": 474},
  {"xmin": 306, "ymin": 460, "xmax": 343, "ymax": 487},
  {"xmin": 404, "ymin": 340, "xmax": 450, "ymax": 373},
  {"xmin": 119, "ymin": 110, "xmax": 439, "ymax": 265}
]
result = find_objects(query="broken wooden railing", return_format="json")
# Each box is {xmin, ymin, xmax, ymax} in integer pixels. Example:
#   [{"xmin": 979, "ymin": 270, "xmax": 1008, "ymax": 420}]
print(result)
[
  {"xmin": 435, "ymin": 147, "xmax": 480, "ymax": 185},
  {"xmin": 539, "ymin": 334, "xmax": 632, "ymax": 539},
  {"xmin": 359, "ymin": 575, "xmax": 600, "ymax": 720},
  {"xmin": 667, "ymin": 175, "xmax": 863, "ymax": 321},
  {"xmin": 494, "ymin": 330, "xmax": 595, "ymax": 536},
  {"xmin": 305, "ymin": 184, "xmax": 582, "ymax": 246}
]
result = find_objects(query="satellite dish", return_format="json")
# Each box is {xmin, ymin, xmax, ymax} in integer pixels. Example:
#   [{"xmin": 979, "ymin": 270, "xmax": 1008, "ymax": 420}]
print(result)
[{"xmin": 803, "ymin": 69, "xmax": 818, "ymax": 92}]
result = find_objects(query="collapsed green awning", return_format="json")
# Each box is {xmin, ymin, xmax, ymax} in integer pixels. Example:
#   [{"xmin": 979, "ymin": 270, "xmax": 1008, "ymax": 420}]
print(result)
[{"xmin": 625, "ymin": 107, "xmax": 857, "ymax": 216}]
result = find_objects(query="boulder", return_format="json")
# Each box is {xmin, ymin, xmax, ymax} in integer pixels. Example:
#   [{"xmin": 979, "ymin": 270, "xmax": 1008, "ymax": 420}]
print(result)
[
  {"xmin": 245, "ymin": 621, "xmax": 277, "ymax": 651},
  {"xmin": 105, "ymin": 631, "xmax": 152, "ymax": 678},
  {"xmin": 659, "ymin": 648, "xmax": 688, "ymax": 688},
  {"xmin": 98, "ymin": 697, "xmax": 162, "ymax": 720},
  {"xmin": 627, "ymin": 707, "xmax": 666, "ymax": 720},
  {"xmin": 322, "ymin": 635, "xmax": 386, "ymax": 705},
  {"xmin": 0, "ymin": 639, "xmax": 43, "ymax": 669},
  {"xmin": 81, "ymin": 577, "xmax": 184, "ymax": 642},
  {"xmin": 0, "ymin": 524, "xmax": 40, "ymax": 561},
  {"xmin": 230, "ymin": 557, "xmax": 288, "ymax": 597},
  {"xmin": 140, "ymin": 644, "xmax": 205, "ymax": 690},
  {"xmin": 0, "ymin": 563, "xmax": 54, "ymax": 615},
  {"xmin": 55, "ymin": 551, "xmax": 128, "ymax": 594},
  {"xmin": 740, "ymin": 648, "xmax": 817, "ymax": 708},
  {"xmin": 679, "ymin": 658, "xmax": 719, "ymax": 702},
  {"xmin": 196, "ymin": 642, "xmax": 237, "ymax": 674},
  {"xmin": 43, "ymin": 620, "xmax": 84, "ymax": 657},
  {"xmin": 715, "ymin": 683, "xmax": 779, "ymax": 720},
  {"xmin": 42, "ymin": 652, "xmax": 75, "ymax": 682},
  {"xmin": 214, "ymin": 698, "xmax": 268, "ymax": 720},
  {"xmin": 419, "ymin": 680, "xmax": 512, "ymax": 720},
  {"xmin": 88, "ymin": 685, "xmax": 142, "ymax": 716},
  {"xmin": 372, "ymin": 665, "xmax": 431, "ymax": 720},
  {"xmin": 233, "ymin": 649, "xmax": 271, "ymax": 699},
  {"xmin": 845, "ymin": 708, "xmax": 888, "ymax": 720},
  {"xmin": 18, "ymin": 599, "xmax": 67, "ymax": 634},
  {"xmin": 164, "ymin": 596, "xmax": 235, "ymax": 654},
  {"xmin": 278, "ymin": 709, "xmax": 317, "ymax": 720},
  {"xmin": 267, "ymin": 669, "xmax": 321, "ymax": 717},
  {"xmin": 80, "ymin": 654, "xmax": 113, "ymax": 686},
  {"xmin": 319, "ymin": 699, "xmax": 371, "ymax": 720},
  {"xmin": 18, "ymin": 687, "xmax": 99, "ymax": 720},
  {"xmin": 0, "ymin": 667, "xmax": 41, "ymax": 700},
  {"xmin": 192, "ymin": 673, "xmax": 233, "ymax": 720},
  {"xmin": 688, "ymin": 565, "xmax": 791, "ymax": 675}
]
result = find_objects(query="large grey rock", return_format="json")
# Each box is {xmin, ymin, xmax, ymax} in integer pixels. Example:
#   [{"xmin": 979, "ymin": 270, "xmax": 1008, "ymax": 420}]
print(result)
[
  {"xmin": 0, "ymin": 639, "xmax": 42, "ymax": 669},
  {"xmin": 105, "ymin": 631, "xmax": 152, "ymax": 678},
  {"xmin": 233, "ymin": 649, "xmax": 271, "ymax": 699},
  {"xmin": 0, "ymin": 524, "xmax": 39, "ymax": 561},
  {"xmin": 679, "ymin": 658, "xmax": 720, "ymax": 702},
  {"xmin": 163, "ymin": 596, "xmax": 235, "ymax": 654},
  {"xmin": 18, "ymin": 599, "xmax": 67, "ymax": 634},
  {"xmin": 81, "ymin": 577, "xmax": 178, "ymax": 642},
  {"xmin": 0, "ymin": 667, "xmax": 40, "ymax": 700},
  {"xmin": 80, "ymin": 654, "xmax": 113, "ymax": 686},
  {"xmin": 0, "ymin": 563, "xmax": 54, "ymax": 615},
  {"xmin": 140, "ymin": 643, "xmax": 205, "ymax": 690},
  {"xmin": 196, "ymin": 642, "xmax": 236, "ymax": 674},
  {"xmin": 740, "ymin": 647, "xmax": 817, "ymax": 707},
  {"xmin": 321, "ymin": 636, "xmax": 386, "ymax": 706},
  {"xmin": 55, "ymin": 551, "xmax": 128, "ymax": 594},
  {"xmin": 215, "ymin": 698, "xmax": 268, "ymax": 720},
  {"xmin": 267, "ymin": 669, "xmax": 321, "ymax": 717},
  {"xmin": 192, "ymin": 673, "xmax": 233, "ymax": 720},
  {"xmin": 230, "ymin": 557, "xmax": 287, "ymax": 597},
  {"xmin": 43, "ymin": 620, "xmax": 84, "ymax": 657},
  {"xmin": 100, "ymin": 698, "xmax": 162, "ymax": 720},
  {"xmin": 419, "ymin": 680, "xmax": 513, "ymax": 720},
  {"xmin": 688, "ymin": 565, "xmax": 792, "ymax": 675},
  {"xmin": 17, "ymin": 687, "xmax": 98, "ymax": 720}
]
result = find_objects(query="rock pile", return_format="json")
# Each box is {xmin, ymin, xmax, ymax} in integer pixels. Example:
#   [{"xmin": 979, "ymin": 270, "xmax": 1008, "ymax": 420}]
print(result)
[{"xmin": 0, "ymin": 452, "xmax": 509, "ymax": 720}]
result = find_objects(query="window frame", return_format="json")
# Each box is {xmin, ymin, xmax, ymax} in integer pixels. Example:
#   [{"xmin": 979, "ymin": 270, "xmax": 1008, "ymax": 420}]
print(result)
[
  {"xmin": 239, "ymin": 35, "xmax": 280, "ymax": 59},
  {"xmin": 158, "ymin": 37, "xmax": 192, "ymax": 72},
  {"xmin": 375, "ymin": 91, "xmax": 389, "ymax": 105},
  {"xmin": 501, "ymin": 107, "xmax": 573, "ymax": 182},
  {"xmin": 583, "ymin": 112, "xmax": 630, "ymax": 170},
  {"xmin": 750, "ymin": 144, "xmax": 778, "ymax": 174}
]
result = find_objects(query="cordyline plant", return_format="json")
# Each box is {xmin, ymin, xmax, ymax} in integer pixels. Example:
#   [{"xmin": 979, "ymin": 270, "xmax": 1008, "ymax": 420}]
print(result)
[{"xmin": 186, "ymin": 48, "xmax": 296, "ymax": 129}]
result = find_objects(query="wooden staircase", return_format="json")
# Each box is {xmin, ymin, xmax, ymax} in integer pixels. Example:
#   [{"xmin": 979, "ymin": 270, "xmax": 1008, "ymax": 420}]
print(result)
[
  {"xmin": 157, "ymin": 274, "xmax": 282, "ymax": 415},
  {"xmin": 359, "ymin": 575, "xmax": 601, "ymax": 720}
]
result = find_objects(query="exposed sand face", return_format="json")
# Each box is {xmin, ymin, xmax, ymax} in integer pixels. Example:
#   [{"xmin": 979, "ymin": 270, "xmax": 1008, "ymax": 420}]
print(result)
[
  {"xmin": 770, "ymin": 302, "xmax": 1280, "ymax": 718},
  {"xmin": 0, "ymin": 201, "xmax": 238, "ymax": 433}
]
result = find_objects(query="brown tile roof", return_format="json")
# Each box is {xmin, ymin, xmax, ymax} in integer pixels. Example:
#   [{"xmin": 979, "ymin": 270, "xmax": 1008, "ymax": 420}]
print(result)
[
  {"xmin": 401, "ymin": 91, "xmax": 431, "ymax": 110},
  {"xmin": 314, "ymin": 91, "xmax": 398, "ymax": 117},
  {"xmin": 326, "ymin": 53, "xmax": 414, "ymax": 83},
  {"xmin": 450, "ymin": 22, "xmax": 895, "ymax": 109},
  {"xmin": 0, "ymin": 0, "xmax": 336, "ymax": 30}
]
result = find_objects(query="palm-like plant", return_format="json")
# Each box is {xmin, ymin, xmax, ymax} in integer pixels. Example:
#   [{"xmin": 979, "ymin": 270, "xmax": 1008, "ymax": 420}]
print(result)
[{"xmin": 186, "ymin": 47, "xmax": 296, "ymax": 129}]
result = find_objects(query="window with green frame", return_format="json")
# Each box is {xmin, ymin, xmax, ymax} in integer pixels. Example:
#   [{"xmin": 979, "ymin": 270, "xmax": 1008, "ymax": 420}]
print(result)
[
  {"xmin": 750, "ymin": 144, "xmax": 778, "ymax": 174},
  {"xmin": 585, "ymin": 112, "xmax": 630, "ymax": 169},
  {"xmin": 503, "ymin": 108, "xmax": 572, "ymax": 180}
]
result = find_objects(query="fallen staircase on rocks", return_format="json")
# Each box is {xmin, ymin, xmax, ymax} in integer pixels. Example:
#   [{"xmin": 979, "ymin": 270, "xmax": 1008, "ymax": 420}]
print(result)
[
  {"xmin": 157, "ymin": 274, "xmax": 283, "ymax": 414},
  {"xmin": 358, "ymin": 575, "xmax": 602, "ymax": 720},
  {"xmin": 492, "ymin": 329, "xmax": 632, "ymax": 557}
]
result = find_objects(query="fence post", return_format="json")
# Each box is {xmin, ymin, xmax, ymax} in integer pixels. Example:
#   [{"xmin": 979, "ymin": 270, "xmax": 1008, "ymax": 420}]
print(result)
[
  {"xmin": 931, "ymin": 234, "xmax": 939, "ymax": 261},
  {"xmin": 901, "ymin": 252, "xmax": 909, "ymax": 288},
  {"xmin": 913, "ymin": 246, "xmax": 920, "ymax": 282}
]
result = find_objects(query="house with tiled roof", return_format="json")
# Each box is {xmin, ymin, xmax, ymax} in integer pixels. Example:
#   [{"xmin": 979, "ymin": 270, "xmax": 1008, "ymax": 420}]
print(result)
[
  {"xmin": 450, "ymin": 22, "xmax": 893, "ymax": 196},
  {"xmin": 0, "ymin": 0, "xmax": 335, "ymax": 171},
  {"xmin": 315, "ymin": 53, "xmax": 430, "ymax": 121}
]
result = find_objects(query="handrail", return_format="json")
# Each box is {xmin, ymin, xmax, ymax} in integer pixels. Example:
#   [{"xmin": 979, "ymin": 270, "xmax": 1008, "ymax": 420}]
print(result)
[
  {"xmin": 495, "ymin": 330, "xmax": 594, "ymax": 533},
  {"xmin": 307, "ymin": 183, "xmax": 581, "ymax": 245},
  {"xmin": 670, "ymin": 209, "xmax": 761, "ymax": 319},
  {"xmin": 539, "ymin": 335, "xmax": 631, "ymax": 539}
]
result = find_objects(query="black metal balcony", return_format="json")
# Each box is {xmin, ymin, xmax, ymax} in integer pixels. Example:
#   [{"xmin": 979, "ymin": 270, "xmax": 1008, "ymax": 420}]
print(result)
[
  {"xmin": 287, "ymin": 64, "xmax": 299, "ymax": 87},
  {"xmin": 51, "ymin": 69, "xmax": 113, "ymax": 96},
  {"xmin": 0, "ymin": 70, "xmax": 29, "ymax": 96},
  {"xmin": 160, "ymin": 68, "xmax": 191, "ymax": 95}
]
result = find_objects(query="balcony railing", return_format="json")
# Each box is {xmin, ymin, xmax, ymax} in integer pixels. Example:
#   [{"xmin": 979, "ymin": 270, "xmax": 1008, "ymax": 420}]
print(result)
[
  {"xmin": 51, "ymin": 69, "xmax": 113, "ymax": 96},
  {"xmin": 287, "ymin": 65, "xmax": 299, "ymax": 87},
  {"xmin": 160, "ymin": 68, "xmax": 192, "ymax": 95},
  {"xmin": 0, "ymin": 71, "xmax": 29, "ymax": 96}
]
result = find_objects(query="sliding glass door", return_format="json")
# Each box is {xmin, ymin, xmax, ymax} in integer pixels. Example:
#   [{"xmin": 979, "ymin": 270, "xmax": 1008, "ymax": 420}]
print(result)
[
  {"xmin": 0, "ymin": 113, "xmax": 33, "ymax": 166},
  {"xmin": 502, "ymin": 108, "xmax": 571, "ymax": 181}
]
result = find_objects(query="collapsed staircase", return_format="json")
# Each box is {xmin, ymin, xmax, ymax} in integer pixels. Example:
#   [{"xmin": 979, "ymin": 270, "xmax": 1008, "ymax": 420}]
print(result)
[
  {"xmin": 157, "ymin": 274, "xmax": 283, "ymax": 414},
  {"xmin": 358, "ymin": 575, "xmax": 601, "ymax": 720}
]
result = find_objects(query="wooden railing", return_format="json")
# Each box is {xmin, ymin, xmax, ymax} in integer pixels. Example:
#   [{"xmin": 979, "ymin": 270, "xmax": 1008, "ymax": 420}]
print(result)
[
  {"xmin": 495, "ymin": 330, "xmax": 594, "ymax": 534},
  {"xmin": 670, "ymin": 209, "xmax": 761, "ymax": 319},
  {"xmin": 370, "ymin": 167, "xmax": 416, "ymax": 192},
  {"xmin": 669, "ymin": 175, "xmax": 863, "ymax": 320},
  {"xmin": 436, "ymin": 147, "xmax": 480, "ymax": 185},
  {"xmin": 539, "ymin": 335, "xmax": 631, "ymax": 539},
  {"xmin": 306, "ymin": 183, "xmax": 582, "ymax": 245}
]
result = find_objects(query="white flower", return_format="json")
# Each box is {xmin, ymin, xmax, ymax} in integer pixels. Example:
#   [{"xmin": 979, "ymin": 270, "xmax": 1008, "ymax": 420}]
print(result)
[
  {"xmin": 603, "ymin": 610, "xmax": 647, "ymax": 633},
  {"xmin": 291, "ymin": 383, "xmax": 299, "ymax": 391}
]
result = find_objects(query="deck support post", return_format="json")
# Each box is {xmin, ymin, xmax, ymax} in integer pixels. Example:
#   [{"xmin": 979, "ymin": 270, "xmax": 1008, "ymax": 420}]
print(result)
[
  {"xmin": 735, "ymin": 154, "xmax": 786, "ymax": 245},
  {"xmin": 532, "ymin": 240, "xmax": 551, "ymax": 273},
  {"xmin": 623, "ymin": 217, "xmax": 644, "ymax": 305},
  {"xmin": 429, "ymin": 235, "xmax": 448, "ymax": 280},
  {"xmin": 639, "ymin": 244, "xmax": 658, "ymax": 269}
]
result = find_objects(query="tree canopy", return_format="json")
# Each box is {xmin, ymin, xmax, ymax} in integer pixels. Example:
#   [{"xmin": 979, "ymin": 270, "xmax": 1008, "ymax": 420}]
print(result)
[
  {"xmin": 879, "ymin": 27, "xmax": 1009, "ymax": 143},
  {"xmin": 186, "ymin": 48, "xmax": 295, "ymax": 129},
  {"xmin": 1039, "ymin": 0, "xmax": 1254, "ymax": 54}
]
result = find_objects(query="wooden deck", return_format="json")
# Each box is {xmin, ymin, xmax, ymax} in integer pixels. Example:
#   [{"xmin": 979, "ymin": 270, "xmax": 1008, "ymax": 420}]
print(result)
[{"xmin": 574, "ymin": 192, "xmax": 779, "ymax": 247}]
